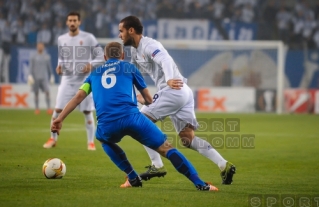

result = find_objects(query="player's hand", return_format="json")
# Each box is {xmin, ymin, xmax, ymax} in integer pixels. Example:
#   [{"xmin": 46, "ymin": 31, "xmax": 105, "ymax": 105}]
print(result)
[
  {"xmin": 50, "ymin": 76, "xmax": 55, "ymax": 84},
  {"xmin": 136, "ymin": 94, "xmax": 145, "ymax": 105},
  {"xmin": 51, "ymin": 118, "xmax": 63, "ymax": 135},
  {"xmin": 167, "ymin": 79, "xmax": 183, "ymax": 90},
  {"xmin": 56, "ymin": 66, "xmax": 62, "ymax": 75},
  {"xmin": 27, "ymin": 75, "xmax": 34, "ymax": 85}
]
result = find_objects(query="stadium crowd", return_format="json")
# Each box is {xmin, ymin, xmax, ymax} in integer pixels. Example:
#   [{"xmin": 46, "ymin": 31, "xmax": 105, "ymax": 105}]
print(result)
[{"xmin": 0, "ymin": 0, "xmax": 319, "ymax": 49}]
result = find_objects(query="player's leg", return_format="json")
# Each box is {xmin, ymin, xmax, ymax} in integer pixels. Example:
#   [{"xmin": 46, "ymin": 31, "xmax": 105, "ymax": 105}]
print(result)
[
  {"xmin": 127, "ymin": 113, "xmax": 218, "ymax": 191},
  {"xmin": 33, "ymin": 80, "xmax": 40, "ymax": 114},
  {"xmin": 79, "ymin": 93, "xmax": 96, "ymax": 150},
  {"xmin": 41, "ymin": 79, "xmax": 52, "ymax": 115},
  {"xmin": 139, "ymin": 88, "xmax": 187, "ymax": 180},
  {"xmin": 96, "ymin": 117, "xmax": 142, "ymax": 188},
  {"xmin": 172, "ymin": 85, "xmax": 236, "ymax": 184},
  {"xmin": 101, "ymin": 141, "xmax": 142, "ymax": 188},
  {"xmin": 138, "ymin": 113, "xmax": 166, "ymax": 179},
  {"xmin": 43, "ymin": 84, "xmax": 72, "ymax": 148}
]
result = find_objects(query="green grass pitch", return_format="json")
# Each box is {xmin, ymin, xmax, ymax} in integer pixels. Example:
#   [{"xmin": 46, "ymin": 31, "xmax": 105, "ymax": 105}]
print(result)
[{"xmin": 0, "ymin": 109, "xmax": 318, "ymax": 207}]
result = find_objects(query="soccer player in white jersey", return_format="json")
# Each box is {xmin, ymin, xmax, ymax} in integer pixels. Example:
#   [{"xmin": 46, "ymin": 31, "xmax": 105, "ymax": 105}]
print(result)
[
  {"xmin": 118, "ymin": 16, "xmax": 236, "ymax": 184},
  {"xmin": 43, "ymin": 12, "xmax": 104, "ymax": 150}
]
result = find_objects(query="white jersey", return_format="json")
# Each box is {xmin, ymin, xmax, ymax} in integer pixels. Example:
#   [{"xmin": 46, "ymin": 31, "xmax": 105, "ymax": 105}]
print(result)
[
  {"xmin": 131, "ymin": 36, "xmax": 186, "ymax": 90},
  {"xmin": 57, "ymin": 31, "xmax": 104, "ymax": 85}
]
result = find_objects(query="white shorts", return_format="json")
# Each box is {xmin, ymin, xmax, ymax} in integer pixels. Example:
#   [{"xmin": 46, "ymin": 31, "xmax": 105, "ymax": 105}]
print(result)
[
  {"xmin": 141, "ymin": 84, "xmax": 199, "ymax": 133},
  {"xmin": 55, "ymin": 83, "xmax": 94, "ymax": 112}
]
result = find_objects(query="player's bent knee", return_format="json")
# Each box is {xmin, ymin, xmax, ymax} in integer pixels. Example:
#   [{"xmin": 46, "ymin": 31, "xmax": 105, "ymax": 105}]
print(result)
[
  {"xmin": 180, "ymin": 137, "xmax": 192, "ymax": 147},
  {"xmin": 155, "ymin": 141, "xmax": 173, "ymax": 157},
  {"xmin": 179, "ymin": 124, "xmax": 195, "ymax": 147}
]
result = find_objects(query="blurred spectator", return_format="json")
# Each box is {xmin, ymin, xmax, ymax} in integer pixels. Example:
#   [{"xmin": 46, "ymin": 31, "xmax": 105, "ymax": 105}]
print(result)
[
  {"xmin": 144, "ymin": 0, "xmax": 157, "ymax": 20},
  {"xmin": 37, "ymin": 24, "xmax": 51, "ymax": 45},
  {"xmin": 213, "ymin": 0, "xmax": 225, "ymax": 21},
  {"xmin": 260, "ymin": 0, "xmax": 277, "ymax": 40},
  {"xmin": 7, "ymin": 7, "xmax": 19, "ymax": 23},
  {"xmin": 313, "ymin": 28, "xmax": 319, "ymax": 48},
  {"xmin": 276, "ymin": 5, "xmax": 292, "ymax": 44},
  {"xmin": 188, "ymin": 0, "xmax": 203, "ymax": 19},
  {"xmin": 0, "ymin": 20, "xmax": 12, "ymax": 83},
  {"xmin": 315, "ymin": 1, "xmax": 319, "ymax": 19},
  {"xmin": 15, "ymin": 19, "xmax": 26, "ymax": 45},
  {"xmin": 302, "ymin": 14, "xmax": 316, "ymax": 48},
  {"xmin": 24, "ymin": 15, "xmax": 37, "ymax": 34},
  {"xmin": 157, "ymin": 0, "xmax": 175, "ymax": 18},
  {"xmin": 95, "ymin": 8, "xmax": 111, "ymax": 38},
  {"xmin": 20, "ymin": 0, "xmax": 36, "ymax": 18},
  {"xmin": 241, "ymin": 3, "xmax": 255, "ymax": 23},
  {"xmin": 0, "ymin": 13, "xmax": 6, "ymax": 31},
  {"xmin": 291, "ymin": 11, "xmax": 305, "ymax": 48},
  {"xmin": 32, "ymin": 0, "xmax": 43, "ymax": 11},
  {"xmin": 52, "ymin": 21, "xmax": 66, "ymax": 45},
  {"xmin": 35, "ymin": 6, "xmax": 52, "ymax": 25},
  {"xmin": 0, "ymin": 0, "xmax": 8, "ymax": 18},
  {"xmin": 115, "ymin": 5, "xmax": 131, "ymax": 22}
]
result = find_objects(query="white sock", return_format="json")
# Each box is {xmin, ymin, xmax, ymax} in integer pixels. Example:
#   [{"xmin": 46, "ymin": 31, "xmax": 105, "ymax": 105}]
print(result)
[
  {"xmin": 143, "ymin": 145, "xmax": 164, "ymax": 168},
  {"xmin": 50, "ymin": 111, "xmax": 60, "ymax": 141},
  {"xmin": 190, "ymin": 136, "xmax": 227, "ymax": 171},
  {"xmin": 84, "ymin": 113, "xmax": 95, "ymax": 144}
]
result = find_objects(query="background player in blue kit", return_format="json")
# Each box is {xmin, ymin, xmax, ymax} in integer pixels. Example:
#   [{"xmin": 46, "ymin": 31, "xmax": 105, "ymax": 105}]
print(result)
[{"xmin": 50, "ymin": 42, "xmax": 218, "ymax": 191}]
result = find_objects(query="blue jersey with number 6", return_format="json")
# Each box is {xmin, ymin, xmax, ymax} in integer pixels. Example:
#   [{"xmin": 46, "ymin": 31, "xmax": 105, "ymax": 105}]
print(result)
[{"xmin": 80, "ymin": 58, "xmax": 147, "ymax": 124}]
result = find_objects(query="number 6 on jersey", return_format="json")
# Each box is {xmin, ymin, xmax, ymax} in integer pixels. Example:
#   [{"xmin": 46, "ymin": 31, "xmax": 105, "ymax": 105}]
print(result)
[{"xmin": 101, "ymin": 67, "xmax": 116, "ymax": 89}]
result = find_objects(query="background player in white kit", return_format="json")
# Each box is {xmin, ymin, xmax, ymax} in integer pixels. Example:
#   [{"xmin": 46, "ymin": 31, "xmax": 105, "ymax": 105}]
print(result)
[
  {"xmin": 43, "ymin": 12, "xmax": 104, "ymax": 150},
  {"xmin": 119, "ymin": 16, "xmax": 236, "ymax": 184}
]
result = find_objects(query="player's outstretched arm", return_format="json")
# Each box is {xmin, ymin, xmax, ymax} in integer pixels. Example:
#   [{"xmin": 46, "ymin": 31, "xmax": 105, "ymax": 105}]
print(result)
[
  {"xmin": 51, "ymin": 90, "xmax": 87, "ymax": 135},
  {"xmin": 138, "ymin": 88, "xmax": 153, "ymax": 105}
]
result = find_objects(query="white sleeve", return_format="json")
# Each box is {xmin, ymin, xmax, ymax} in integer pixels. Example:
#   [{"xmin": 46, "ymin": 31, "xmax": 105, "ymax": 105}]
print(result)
[
  {"xmin": 90, "ymin": 34, "xmax": 104, "ymax": 67},
  {"xmin": 146, "ymin": 43, "xmax": 175, "ymax": 82},
  {"xmin": 57, "ymin": 37, "xmax": 62, "ymax": 66}
]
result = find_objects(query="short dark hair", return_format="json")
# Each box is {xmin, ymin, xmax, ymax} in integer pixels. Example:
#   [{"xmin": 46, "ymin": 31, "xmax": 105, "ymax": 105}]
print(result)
[
  {"xmin": 67, "ymin": 11, "xmax": 81, "ymax": 21},
  {"xmin": 120, "ymin": 16, "xmax": 143, "ymax": 34},
  {"xmin": 104, "ymin": 42, "xmax": 123, "ymax": 59}
]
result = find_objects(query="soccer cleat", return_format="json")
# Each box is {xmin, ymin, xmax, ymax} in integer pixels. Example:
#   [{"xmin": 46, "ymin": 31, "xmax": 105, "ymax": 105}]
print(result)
[
  {"xmin": 221, "ymin": 162, "xmax": 236, "ymax": 185},
  {"xmin": 120, "ymin": 176, "xmax": 142, "ymax": 188},
  {"xmin": 139, "ymin": 165, "xmax": 167, "ymax": 181},
  {"xmin": 87, "ymin": 142, "xmax": 96, "ymax": 151},
  {"xmin": 43, "ymin": 138, "xmax": 56, "ymax": 148},
  {"xmin": 35, "ymin": 109, "xmax": 40, "ymax": 115},
  {"xmin": 196, "ymin": 183, "xmax": 219, "ymax": 191}
]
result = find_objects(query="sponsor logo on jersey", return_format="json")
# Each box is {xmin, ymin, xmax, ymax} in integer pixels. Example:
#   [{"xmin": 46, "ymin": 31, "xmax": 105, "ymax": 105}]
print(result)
[{"xmin": 151, "ymin": 49, "xmax": 160, "ymax": 57}]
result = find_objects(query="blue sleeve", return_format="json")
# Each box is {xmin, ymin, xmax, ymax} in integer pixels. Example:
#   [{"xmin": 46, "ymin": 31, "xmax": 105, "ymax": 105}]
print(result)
[
  {"xmin": 79, "ymin": 76, "xmax": 92, "ymax": 94},
  {"xmin": 132, "ymin": 64, "xmax": 147, "ymax": 91}
]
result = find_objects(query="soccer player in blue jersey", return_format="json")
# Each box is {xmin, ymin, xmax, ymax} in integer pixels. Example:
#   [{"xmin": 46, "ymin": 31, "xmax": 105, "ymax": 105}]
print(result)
[{"xmin": 50, "ymin": 42, "xmax": 218, "ymax": 191}]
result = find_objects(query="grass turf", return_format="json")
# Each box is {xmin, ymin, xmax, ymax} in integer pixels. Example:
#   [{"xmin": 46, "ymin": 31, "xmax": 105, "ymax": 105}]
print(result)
[{"xmin": 0, "ymin": 109, "xmax": 318, "ymax": 207}]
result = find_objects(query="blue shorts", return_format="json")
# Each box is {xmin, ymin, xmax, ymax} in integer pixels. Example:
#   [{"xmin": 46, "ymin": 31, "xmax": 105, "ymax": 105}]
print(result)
[{"xmin": 95, "ymin": 112, "xmax": 167, "ymax": 150}]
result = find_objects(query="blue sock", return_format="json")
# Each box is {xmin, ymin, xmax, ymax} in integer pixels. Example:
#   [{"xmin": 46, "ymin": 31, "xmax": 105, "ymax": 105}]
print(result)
[
  {"xmin": 166, "ymin": 148, "xmax": 205, "ymax": 186},
  {"xmin": 102, "ymin": 142, "xmax": 138, "ymax": 180}
]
